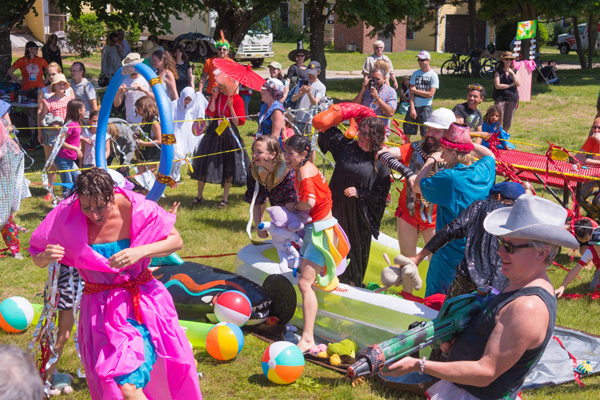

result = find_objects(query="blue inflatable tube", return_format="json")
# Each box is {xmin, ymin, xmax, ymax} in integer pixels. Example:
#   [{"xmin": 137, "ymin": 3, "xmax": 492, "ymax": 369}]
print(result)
[{"xmin": 95, "ymin": 62, "xmax": 174, "ymax": 202}]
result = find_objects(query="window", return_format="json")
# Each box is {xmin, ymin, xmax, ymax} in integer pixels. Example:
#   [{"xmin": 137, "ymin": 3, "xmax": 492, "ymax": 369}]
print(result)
[{"xmin": 406, "ymin": 18, "xmax": 415, "ymax": 40}]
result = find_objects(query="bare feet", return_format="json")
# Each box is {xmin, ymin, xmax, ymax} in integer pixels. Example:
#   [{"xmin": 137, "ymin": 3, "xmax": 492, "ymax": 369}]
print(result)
[{"xmin": 297, "ymin": 338, "xmax": 316, "ymax": 353}]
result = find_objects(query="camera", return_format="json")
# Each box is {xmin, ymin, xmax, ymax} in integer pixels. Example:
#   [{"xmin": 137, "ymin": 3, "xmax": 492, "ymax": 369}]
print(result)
[{"xmin": 368, "ymin": 78, "xmax": 377, "ymax": 90}]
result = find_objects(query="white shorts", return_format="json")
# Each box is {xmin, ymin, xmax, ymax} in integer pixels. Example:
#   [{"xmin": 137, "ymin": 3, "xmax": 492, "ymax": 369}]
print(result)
[{"xmin": 425, "ymin": 380, "xmax": 522, "ymax": 400}]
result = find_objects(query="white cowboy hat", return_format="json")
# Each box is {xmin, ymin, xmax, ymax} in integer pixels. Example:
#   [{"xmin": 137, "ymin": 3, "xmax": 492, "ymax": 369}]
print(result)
[
  {"xmin": 424, "ymin": 108, "xmax": 456, "ymax": 130},
  {"xmin": 483, "ymin": 194, "xmax": 579, "ymax": 249},
  {"xmin": 122, "ymin": 52, "xmax": 142, "ymax": 66},
  {"xmin": 139, "ymin": 40, "xmax": 159, "ymax": 55}
]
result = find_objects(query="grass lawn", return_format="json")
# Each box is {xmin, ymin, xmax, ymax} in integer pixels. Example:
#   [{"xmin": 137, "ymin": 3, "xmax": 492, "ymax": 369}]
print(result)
[
  {"xmin": 2, "ymin": 61, "xmax": 600, "ymax": 399},
  {"xmin": 539, "ymin": 46, "xmax": 600, "ymax": 64}
]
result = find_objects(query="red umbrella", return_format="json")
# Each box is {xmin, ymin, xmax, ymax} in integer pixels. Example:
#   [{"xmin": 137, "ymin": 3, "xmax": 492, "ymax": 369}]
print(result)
[{"xmin": 212, "ymin": 58, "xmax": 265, "ymax": 92}]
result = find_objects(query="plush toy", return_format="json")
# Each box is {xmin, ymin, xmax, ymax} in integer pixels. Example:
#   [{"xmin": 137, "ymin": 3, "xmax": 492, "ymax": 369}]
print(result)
[
  {"xmin": 258, "ymin": 206, "xmax": 311, "ymax": 273},
  {"xmin": 49, "ymin": 373, "xmax": 74, "ymax": 396},
  {"xmin": 377, "ymin": 253, "xmax": 422, "ymax": 294}
]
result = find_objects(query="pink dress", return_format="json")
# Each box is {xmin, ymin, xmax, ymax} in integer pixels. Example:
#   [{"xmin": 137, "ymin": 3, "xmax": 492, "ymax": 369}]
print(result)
[{"xmin": 29, "ymin": 188, "xmax": 203, "ymax": 400}]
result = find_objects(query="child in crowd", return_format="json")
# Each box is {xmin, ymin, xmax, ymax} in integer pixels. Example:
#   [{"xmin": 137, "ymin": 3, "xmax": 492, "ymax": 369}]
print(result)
[
  {"xmin": 55, "ymin": 99, "xmax": 85, "ymax": 197},
  {"xmin": 245, "ymin": 135, "xmax": 296, "ymax": 238},
  {"xmin": 478, "ymin": 105, "xmax": 515, "ymax": 150},
  {"xmin": 555, "ymin": 218, "xmax": 600, "ymax": 297},
  {"xmin": 80, "ymin": 110, "xmax": 110, "ymax": 169},
  {"xmin": 283, "ymin": 135, "xmax": 349, "ymax": 353},
  {"xmin": 134, "ymin": 96, "xmax": 162, "ymax": 174},
  {"xmin": 399, "ymin": 75, "xmax": 410, "ymax": 114}
]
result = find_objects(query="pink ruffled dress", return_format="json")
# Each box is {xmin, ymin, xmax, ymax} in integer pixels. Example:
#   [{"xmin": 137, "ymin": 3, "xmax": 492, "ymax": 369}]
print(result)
[{"xmin": 29, "ymin": 188, "xmax": 203, "ymax": 400}]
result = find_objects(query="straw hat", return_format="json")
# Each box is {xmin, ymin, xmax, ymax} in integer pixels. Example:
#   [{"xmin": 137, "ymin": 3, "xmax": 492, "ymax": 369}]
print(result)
[
  {"xmin": 501, "ymin": 51, "xmax": 515, "ymax": 60},
  {"xmin": 50, "ymin": 74, "xmax": 70, "ymax": 91},
  {"xmin": 484, "ymin": 195, "xmax": 579, "ymax": 249},
  {"xmin": 139, "ymin": 40, "xmax": 159, "ymax": 55}
]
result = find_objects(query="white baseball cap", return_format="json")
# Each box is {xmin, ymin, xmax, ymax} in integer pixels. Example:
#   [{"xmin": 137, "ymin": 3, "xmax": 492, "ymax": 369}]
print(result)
[
  {"xmin": 424, "ymin": 108, "xmax": 456, "ymax": 130},
  {"xmin": 417, "ymin": 50, "xmax": 431, "ymax": 60},
  {"xmin": 263, "ymin": 78, "xmax": 285, "ymax": 93}
]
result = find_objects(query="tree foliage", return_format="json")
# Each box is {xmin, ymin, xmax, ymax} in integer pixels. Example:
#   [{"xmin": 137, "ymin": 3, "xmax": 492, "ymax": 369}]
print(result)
[{"xmin": 66, "ymin": 13, "xmax": 105, "ymax": 58}]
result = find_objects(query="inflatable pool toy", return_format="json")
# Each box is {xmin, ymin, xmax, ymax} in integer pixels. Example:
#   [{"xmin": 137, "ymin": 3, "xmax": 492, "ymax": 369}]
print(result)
[
  {"xmin": 152, "ymin": 262, "xmax": 296, "ymax": 325},
  {"xmin": 95, "ymin": 61, "xmax": 174, "ymax": 201},
  {"xmin": 262, "ymin": 341, "xmax": 305, "ymax": 384},
  {"xmin": 235, "ymin": 233, "xmax": 438, "ymax": 348},
  {"xmin": 214, "ymin": 290, "xmax": 252, "ymax": 327},
  {"xmin": 205, "ymin": 322, "xmax": 245, "ymax": 361},
  {"xmin": 0, "ymin": 296, "xmax": 34, "ymax": 333},
  {"xmin": 576, "ymin": 360, "xmax": 593, "ymax": 376}
]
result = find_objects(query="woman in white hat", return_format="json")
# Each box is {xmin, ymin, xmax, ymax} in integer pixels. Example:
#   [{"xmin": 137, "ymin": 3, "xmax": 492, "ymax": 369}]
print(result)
[{"xmin": 257, "ymin": 78, "xmax": 286, "ymax": 141}]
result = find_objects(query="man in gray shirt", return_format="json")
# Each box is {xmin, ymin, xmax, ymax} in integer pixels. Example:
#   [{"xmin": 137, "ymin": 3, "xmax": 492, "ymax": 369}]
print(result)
[
  {"xmin": 290, "ymin": 61, "xmax": 326, "ymax": 134},
  {"xmin": 69, "ymin": 61, "xmax": 97, "ymax": 118}
]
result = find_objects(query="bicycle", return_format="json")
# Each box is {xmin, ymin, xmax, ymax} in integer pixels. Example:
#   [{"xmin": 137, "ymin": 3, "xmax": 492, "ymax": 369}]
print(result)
[{"xmin": 441, "ymin": 44, "xmax": 498, "ymax": 80}]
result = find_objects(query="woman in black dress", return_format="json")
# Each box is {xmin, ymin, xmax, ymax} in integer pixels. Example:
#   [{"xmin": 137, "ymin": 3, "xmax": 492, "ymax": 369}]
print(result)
[
  {"xmin": 285, "ymin": 42, "xmax": 311, "ymax": 100},
  {"xmin": 42, "ymin": 34, "xmax": 63, "ymax": 70},
  {"xmin": 318, "ymin": 117, "xmax": 391, "ymax": 286},
  {"xmin": 174, "ymin": 45, "xmax": 194, "ymax": 95}
]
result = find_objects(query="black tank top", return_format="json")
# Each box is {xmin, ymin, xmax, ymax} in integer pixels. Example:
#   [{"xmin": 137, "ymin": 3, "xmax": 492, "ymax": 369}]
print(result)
[{"xmin": 448, "ymin": 286, "xmax": 556, "ymax": 400}]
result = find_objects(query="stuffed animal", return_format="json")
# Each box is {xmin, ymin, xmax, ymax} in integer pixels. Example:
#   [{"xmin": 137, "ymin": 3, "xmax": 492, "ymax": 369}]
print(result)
[
  {"xmin": 49, "ymin": 373, "xmax": 74, "ymax": 396},
  {"xmin": 258, "ymin": 206, "xmax": 311, "ymax": 273},
  {"xmin": 377, "ymin": 253, "xmax": 422, "ymax": 294}
]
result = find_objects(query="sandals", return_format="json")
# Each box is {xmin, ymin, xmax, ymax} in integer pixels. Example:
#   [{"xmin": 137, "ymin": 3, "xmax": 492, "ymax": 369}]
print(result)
[
  {"xmin": 218, "ymin": 200, "xmax": 228, "ymax": 209},
  {"xmin": 189, "ymin": 196, "xmax": 204, "ymax": 206}
]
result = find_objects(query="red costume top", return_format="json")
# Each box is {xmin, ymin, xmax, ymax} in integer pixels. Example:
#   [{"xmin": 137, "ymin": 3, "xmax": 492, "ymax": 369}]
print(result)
[{"xmin": 296, "ymin": 169, "xmax": 332, "ymax": 222}]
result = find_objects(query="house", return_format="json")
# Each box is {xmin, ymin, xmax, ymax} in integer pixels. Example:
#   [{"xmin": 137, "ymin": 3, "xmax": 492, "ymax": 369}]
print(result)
[
  {"xmin": 12, "ymin": 0, "xmax": 68, "ymax": 43},
  {"xmin": 279, "ymin": 1, "xmax": 335, "ymax": 44},
  {"xmin": 406, "ymin": 3, "xmax": 495, "ymax": 54},
  {"xmin": 333, "ymin": 16, "xmax": 406, "ymax": 53}
]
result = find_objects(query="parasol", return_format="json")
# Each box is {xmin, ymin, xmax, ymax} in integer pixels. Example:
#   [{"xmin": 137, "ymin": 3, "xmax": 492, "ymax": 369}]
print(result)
[{"xmin": 213, "ymin": 58, "xmax": 265, "ymax": 91}]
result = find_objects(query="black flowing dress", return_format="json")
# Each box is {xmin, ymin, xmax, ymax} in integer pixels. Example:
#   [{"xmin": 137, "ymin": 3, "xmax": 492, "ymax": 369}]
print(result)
[
  {"xmin": 189, "ymin": 93, "xmax": 250, "ymax": 187},
  {"xmin": 319, "ymin": 127, "xmax": 391, "ymax": 286}
]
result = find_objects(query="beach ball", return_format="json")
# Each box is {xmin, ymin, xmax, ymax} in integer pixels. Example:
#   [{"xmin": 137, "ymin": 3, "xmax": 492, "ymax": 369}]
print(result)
[
  {"xmin": 205, "ymin": 322, "xmax": 244, "ymax": 361},
  {"xmin": 0, "ymin": 296, "xmax": 34, "ymax": 333},
  {"xmin": 261, "ymin": 341, "xmax": 305, "ymax": 384},
  {"xmin": 214, "ymin": 290, "xmax": 252, "ymax": 327}
]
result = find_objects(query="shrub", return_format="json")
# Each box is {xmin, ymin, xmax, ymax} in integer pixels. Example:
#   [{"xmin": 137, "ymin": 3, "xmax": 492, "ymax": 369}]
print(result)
[{"xmin": 66, "ymin": 13, "xmax": 105, "ymax": 57}]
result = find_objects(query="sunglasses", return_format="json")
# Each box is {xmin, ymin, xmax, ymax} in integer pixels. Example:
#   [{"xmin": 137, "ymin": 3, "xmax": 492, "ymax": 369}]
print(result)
[
  {"xmin": 418, "ymin": 59, "xmax": 427, "ymax": 62},
  {"xmin": 218, "ymin": 47, "xmax": 228, "ymax": 51},
  {"xmin": 497, "ymin": 237, "xmax": 532, "ymax": 254},
  {"xmin": 296, "ymin": 54, "xmax": 305, "ymax": 58},
  {"xmin": 467, "ymin": 84, "xmax": 483, "ymax": 91}
]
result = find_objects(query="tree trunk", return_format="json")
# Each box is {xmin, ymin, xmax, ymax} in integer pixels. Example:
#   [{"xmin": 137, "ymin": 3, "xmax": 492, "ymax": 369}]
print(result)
[
  {"xmin": 468, "ymin": 0, "xmax": 477, "ymax": 50},
  {"xmin": 213, "ymin": 8, "xmax": 254, "ymax": 48},
  {"xmin": 587, "ymin": 14, "xmax": 599, "ymax": 70},
  {"xmin": 573, "ymin": 15, "xmax": 588, "ymax": 69},
  {"xmin": 0, "ymin": 30, "xmax": 12, "ymax": 82},
  {"xmin": 308, "ymin": 0, "xmax": 328, "ymax": 83}
]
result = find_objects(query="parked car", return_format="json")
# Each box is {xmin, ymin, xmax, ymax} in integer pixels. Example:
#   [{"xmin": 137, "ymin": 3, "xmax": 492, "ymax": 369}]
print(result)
[{"xmin": 557, "ymin": 23, "xmax": 600, "ymax": 54}]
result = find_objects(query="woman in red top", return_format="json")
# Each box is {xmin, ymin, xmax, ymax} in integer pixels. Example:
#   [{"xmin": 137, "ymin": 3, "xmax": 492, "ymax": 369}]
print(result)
[
  {"xmin": 284, "ymin": 135, "xmax": 350, "ymax": 353},
  {"xmin": 190, "ymin": 73, "xmax": 250, "ymax": 208},
  {"xmin": 575, "ymin": 117, "xmax": 600, "ymax": 166}
]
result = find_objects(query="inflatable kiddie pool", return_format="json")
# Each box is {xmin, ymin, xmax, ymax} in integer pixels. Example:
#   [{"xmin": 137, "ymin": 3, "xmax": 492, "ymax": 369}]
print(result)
[{"xmin": 235, "ymin": 233, "xmax": 438, "ymax": 349}]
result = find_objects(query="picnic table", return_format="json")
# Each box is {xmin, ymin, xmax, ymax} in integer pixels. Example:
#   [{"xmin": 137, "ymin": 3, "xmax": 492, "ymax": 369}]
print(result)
[{"xmin": 495, "ymin": 149, "xmax": 600, "ymax": 207}]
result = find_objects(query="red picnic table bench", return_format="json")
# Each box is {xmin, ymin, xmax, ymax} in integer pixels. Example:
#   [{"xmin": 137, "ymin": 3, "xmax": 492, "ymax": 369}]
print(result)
[{"xmin": 495, "ymin": 149, "xmax": 600, "ymax": 207}]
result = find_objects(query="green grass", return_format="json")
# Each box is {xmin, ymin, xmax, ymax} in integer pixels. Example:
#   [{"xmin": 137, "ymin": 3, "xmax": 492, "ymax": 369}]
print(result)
[
  {"xmin": 539, "ymin": 46, "xmax": 600, "ymax": 64},
  {"xmin": 2, "ymin": 65, "xmax": 600, "ymax": 399}
]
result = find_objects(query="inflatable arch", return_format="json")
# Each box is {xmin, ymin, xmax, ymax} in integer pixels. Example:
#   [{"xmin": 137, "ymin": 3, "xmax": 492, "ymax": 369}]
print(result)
[{"xmin": 95, "ymin": 62, "xmax": 175, "ymax": 201}]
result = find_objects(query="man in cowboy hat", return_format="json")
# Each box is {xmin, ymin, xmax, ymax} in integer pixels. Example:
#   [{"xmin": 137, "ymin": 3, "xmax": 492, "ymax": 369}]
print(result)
[
  {"xmin": 383, "ymin": 195, "xmax": 578, "ymax": 400},
  {"xmin": 414, "ymin": 122, "xmax": 496, "ymax": 296},
  {"xmin": 381, "ymin": 108, "xmax": 456, "ymax": 259},
  {"xmin": 113, "ymin": 53, "xmax": 155, "ymax": 124}
]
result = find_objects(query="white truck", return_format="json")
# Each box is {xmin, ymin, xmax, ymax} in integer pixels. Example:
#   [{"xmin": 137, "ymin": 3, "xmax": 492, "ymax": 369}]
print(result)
[
  {"xmin": 154, "ymin": 12, "xmax": 273, "ymax": 67},
  {"xmin": 557, "ymin": 23, "xmax": 600, "ymax": 54}
]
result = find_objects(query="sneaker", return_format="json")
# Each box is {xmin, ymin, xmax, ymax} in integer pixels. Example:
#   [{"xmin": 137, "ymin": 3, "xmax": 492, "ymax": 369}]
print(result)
[
  {"xmin": 43, "ymin": 193, "xmax": 53, "ymax": 202},
  {"xmin": 13, "ymin": 253, "xmax": 24, "ymax": 260}
]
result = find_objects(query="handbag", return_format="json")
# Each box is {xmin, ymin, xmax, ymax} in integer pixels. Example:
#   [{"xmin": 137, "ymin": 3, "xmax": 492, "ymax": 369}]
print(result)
[{"xmin": 98, "ymin": 73, "xmax": 110, "ymax": 88}]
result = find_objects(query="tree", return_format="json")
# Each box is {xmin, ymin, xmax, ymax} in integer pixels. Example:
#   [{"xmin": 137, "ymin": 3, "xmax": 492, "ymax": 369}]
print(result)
[
  {"xmin": 0, "ymin": 0, "xmax": 204, "ymax": 79},
  {"xmin": 304, "ymin": 0, "xmax": 429, "ymax": 82}
]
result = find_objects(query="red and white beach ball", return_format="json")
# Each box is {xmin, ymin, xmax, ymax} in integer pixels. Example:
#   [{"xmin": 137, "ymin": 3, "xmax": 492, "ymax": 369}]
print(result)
[{"xmin": 214, "ymin": 290, "xmax": 252, "ymax": 327}]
